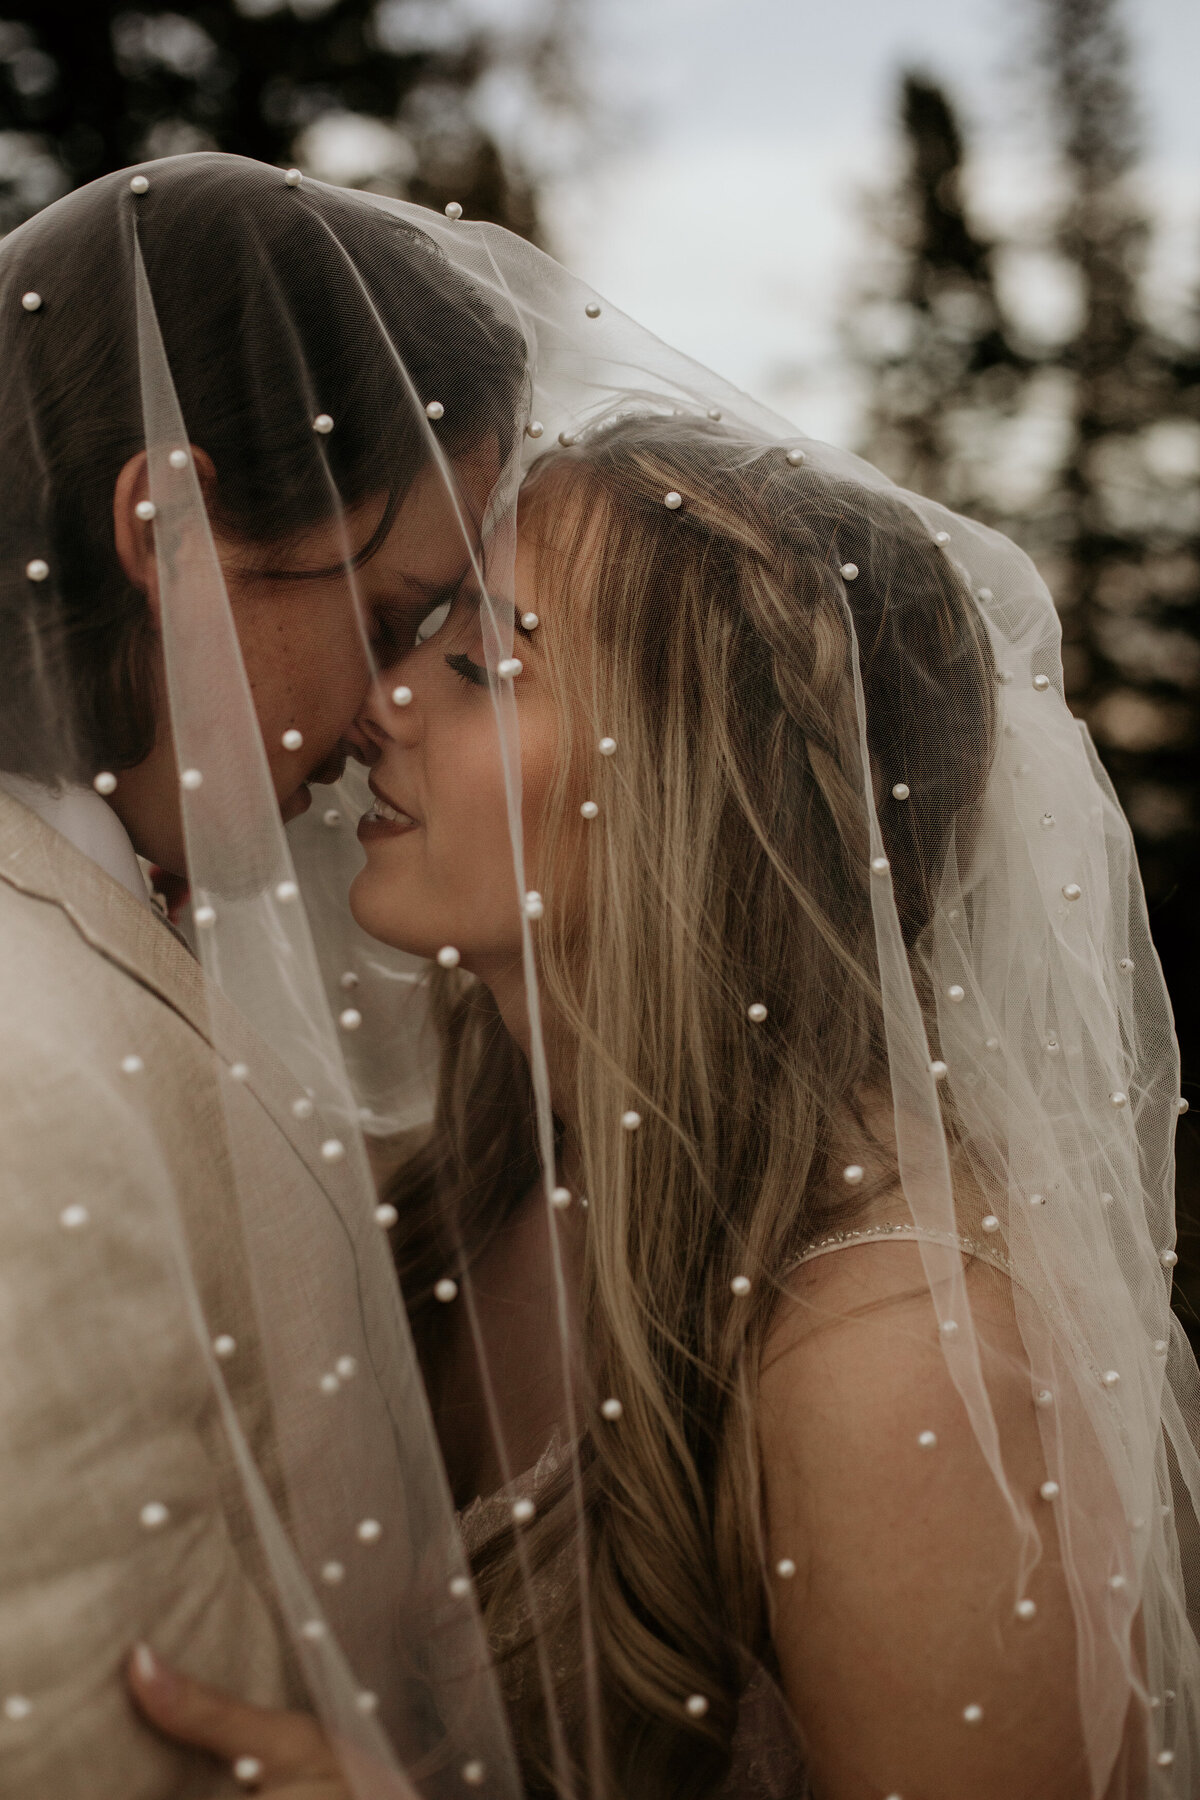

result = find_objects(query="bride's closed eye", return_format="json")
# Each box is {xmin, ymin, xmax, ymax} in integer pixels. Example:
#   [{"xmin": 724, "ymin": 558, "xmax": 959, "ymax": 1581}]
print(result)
[
  {"xmin": 441, "ymin": 601, "xmax": 535, "ymax": 689},
  {"xmin": 424, "ymin": 587, "xmax": 488, "ymax": 687},
  {"xmin": 445, "ymin": 649, "xmax": 488, "ymax": 688}
]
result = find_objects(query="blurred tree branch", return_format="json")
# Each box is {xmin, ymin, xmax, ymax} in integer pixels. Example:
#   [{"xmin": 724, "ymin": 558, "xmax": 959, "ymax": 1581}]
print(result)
[
  {"xmin": 846, "ymin": 73, "xmax": 1030, "ymax": 522},
  {"xmin": 0, "ymin": 0, "xmax": 583, "ymax": 240}
]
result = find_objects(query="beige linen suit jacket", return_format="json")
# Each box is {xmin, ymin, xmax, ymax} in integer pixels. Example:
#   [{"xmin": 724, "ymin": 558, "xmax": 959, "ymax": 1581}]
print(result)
[{"xmin": 0, "ymin": 787, "xmax": 333, "ymax": 1797}]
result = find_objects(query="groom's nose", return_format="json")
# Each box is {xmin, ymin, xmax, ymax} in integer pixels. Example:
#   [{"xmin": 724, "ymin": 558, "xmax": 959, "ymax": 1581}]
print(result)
[{"xmin": 343, "ymin": 716, "xmax": 380, "ymax": 765}]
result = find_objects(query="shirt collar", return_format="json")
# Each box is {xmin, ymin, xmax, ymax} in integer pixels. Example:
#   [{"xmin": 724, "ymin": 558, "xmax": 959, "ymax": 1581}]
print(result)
[{"xmin": 0, "ymin": 773, "xmax": 151, "ymax": 908}]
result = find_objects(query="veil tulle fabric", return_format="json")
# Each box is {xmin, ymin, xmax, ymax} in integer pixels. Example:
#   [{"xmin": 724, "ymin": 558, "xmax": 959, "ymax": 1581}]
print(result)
[{"xmin": 0, "ymin": 151, "xmax": 1195, "ymax": 1799}]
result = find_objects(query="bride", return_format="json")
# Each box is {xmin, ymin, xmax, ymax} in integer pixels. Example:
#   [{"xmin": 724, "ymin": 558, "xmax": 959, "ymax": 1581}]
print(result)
[{"xmin": 131, "ymin": 398, "xmax": 1199, "ymax": 1797}]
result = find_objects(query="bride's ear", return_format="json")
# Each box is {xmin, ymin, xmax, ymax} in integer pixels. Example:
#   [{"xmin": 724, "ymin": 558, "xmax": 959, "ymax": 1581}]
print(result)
[{"xmin": 113, "ymin": 446, "xmax": 216, "ymax": 624}]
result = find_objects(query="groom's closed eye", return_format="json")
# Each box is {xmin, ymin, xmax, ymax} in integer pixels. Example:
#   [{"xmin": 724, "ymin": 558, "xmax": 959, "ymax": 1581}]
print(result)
[
  {"xmin": 367, "ymin": 581, "xmax": 463, "ymax": 664},
  {"xmin": 367, "ymin": 602, "xmax": 421, "ymax": 665}
]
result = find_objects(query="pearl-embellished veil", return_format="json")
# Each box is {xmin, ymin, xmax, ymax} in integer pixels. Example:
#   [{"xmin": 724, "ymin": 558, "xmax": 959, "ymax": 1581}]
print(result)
[{"xmin": 0, "ymin": 151, "xmax": 1197, "ymax": 1798}]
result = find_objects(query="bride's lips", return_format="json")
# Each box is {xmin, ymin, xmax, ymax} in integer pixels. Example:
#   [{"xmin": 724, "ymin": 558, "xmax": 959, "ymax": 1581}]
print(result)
[{"xmin": 358, "ymin": 777, "xmax": 420, "ymax": 843}]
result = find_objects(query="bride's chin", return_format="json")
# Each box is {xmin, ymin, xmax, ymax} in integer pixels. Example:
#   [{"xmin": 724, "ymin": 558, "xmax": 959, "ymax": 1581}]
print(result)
[{"xmin": 346, "ymin": 868, "xmax": 420, "ymax": 952}]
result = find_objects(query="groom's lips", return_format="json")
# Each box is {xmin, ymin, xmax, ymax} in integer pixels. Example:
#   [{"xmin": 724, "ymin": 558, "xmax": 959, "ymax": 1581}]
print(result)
[
  {"xmin": 281, "ymin": 748, "xmax": 350, "ymax": 825},
  {"xmin": 281, "ymin": 785, "xmax": 312, "ymax": 823},
  {"xmin": 309, "ymin": 748, "xmax": 350, "ymax": 788}
]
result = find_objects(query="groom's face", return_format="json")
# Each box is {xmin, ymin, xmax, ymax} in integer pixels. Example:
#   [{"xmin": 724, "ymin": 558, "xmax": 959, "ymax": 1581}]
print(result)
[
  {"xmin": 225, "ymin": 447, "xmax": 500, "ymax": 827},
  {"xmin": 113, "ymin": 445, "xmax": 498, "ymax": 875}
]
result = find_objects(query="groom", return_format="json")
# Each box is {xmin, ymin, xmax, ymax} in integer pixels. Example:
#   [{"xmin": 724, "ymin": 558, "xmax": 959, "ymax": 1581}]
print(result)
[{"xmin": 0, "ymin": 156, "xmax": 523, "ymax": 1798}]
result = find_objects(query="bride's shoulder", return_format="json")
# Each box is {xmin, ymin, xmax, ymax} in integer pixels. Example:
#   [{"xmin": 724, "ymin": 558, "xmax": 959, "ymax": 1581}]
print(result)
[
  {"xmin": 764, "ymin": 1178, "xmax": 1021, "ymax": 1385},
  {"xmin": 766, "ymin": 1209, "xmax": 1029, "ymax": 1432},
  {"xmin": 758, "ymin": 1215, "xmax": 1040, "ymax": 1562},
  {"xmin": 756, "ymin": 1226, "xmax": 1087, "ymax": 1796},
  {"xmin": 760, "ymin": 1231, "xmax": 978, "ymax": 1464}
]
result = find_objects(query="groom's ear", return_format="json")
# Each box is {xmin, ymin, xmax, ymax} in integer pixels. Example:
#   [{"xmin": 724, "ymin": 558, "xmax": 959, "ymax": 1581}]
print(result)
[{"xmin": 113, "ymin": 446, "xmax": 216, "ymax": 625}]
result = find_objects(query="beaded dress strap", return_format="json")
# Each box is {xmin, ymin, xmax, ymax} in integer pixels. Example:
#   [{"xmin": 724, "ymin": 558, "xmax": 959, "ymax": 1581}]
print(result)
[{"xmin": 785, "ymin": 1220, "xmax": 1014, "ymax": 1281}]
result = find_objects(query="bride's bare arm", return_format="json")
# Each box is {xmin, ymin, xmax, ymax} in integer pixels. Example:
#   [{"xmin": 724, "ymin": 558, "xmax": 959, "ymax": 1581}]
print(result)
[{"xmin": 759, "ymin": 1240, "xmax": 1097, "ymax": 1800}]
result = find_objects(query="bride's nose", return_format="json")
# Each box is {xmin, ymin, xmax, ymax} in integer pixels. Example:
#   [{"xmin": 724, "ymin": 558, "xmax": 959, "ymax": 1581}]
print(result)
[{"xmin": 347, "ymin": 666, "xmax": 421, "ymax": 763}]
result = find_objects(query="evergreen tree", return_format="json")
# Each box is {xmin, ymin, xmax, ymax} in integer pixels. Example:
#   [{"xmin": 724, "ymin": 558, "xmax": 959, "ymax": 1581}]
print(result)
[
  {"xmin": 0, "ymin": 0, "xmax": 576, "ymax": 238},
  {"xmin": 847, "ymin": 73, "xmax": 1027, "ymax": 521},
  {"xmin": 1035, "ymin": 0, "xmax": 1178, "ymax": 707},
  {"xmin": 1034, "ymin": 0, "xmax": 1200, "ymax": 1270},
  {"xmin": 852, "ymin": 5, "xmax": 1200, "ymax": 1327}
]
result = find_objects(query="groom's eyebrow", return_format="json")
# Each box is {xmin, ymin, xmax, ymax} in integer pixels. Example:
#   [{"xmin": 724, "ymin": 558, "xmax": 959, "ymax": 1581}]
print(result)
[
  {"xmin": 397, "ymin": 570, "xmax": 470, "ymax": 608},
  {"xmin": 369, "ymin": 572, "xmax": 472, "ymax": 640},
  {"xmin": 415, "ymin": 569, "xmax": 468, "ymax": 594}
]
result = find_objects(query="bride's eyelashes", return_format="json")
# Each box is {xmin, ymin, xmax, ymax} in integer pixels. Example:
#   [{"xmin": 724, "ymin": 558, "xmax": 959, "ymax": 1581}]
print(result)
[
  {"xmin": 445, "ymin": 650, "xmax": 489, "ymax": 688},
  {"xmin": 443, "ymin": 606, "xmax": 536, "ymax": 687}
]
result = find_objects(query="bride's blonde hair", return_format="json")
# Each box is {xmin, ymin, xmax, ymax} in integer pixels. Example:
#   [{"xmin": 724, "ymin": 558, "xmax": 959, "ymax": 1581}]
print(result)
[{"xmin": 392, "ymin": 417, "xmax": 996, "ymax": 1798}]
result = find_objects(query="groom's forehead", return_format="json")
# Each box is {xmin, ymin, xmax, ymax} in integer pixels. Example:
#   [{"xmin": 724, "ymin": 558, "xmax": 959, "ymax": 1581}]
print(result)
[{"xmin": 376, "ymin": 442, "xmax": 503, "ymax": 581}]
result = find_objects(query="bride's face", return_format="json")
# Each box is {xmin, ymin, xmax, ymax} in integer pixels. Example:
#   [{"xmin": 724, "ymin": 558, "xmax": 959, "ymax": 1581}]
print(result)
[{"xmin": 348, "ymin": 524, "xmax": 570, "ymax": 982}]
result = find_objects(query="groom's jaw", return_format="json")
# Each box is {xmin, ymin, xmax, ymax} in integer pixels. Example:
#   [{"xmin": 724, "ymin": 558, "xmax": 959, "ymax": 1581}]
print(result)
[{"xmin": 280, "ymin": 785, "xmax": 313, "ymax": 823}]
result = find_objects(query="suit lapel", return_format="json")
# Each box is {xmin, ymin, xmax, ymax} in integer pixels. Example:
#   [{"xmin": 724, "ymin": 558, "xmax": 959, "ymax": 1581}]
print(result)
[{"xmin": 0, "ymin": 787, "xmax": 345, "ymax": 1198}]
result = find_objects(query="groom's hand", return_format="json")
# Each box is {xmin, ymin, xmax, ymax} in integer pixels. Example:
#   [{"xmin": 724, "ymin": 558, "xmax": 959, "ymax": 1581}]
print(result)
[{"xmin": 128, "ymin": 1645, "xmax": 348, "ymax": 1798}]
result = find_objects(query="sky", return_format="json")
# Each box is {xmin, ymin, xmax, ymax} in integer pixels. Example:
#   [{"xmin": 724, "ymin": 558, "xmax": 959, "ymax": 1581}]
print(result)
[{"xmin": 538, "ymin": 0, "xmax": 1200, "ymax": 447}]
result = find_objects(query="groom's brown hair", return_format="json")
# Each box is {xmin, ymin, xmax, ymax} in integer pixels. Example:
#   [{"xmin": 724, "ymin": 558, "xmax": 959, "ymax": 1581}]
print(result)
[{"xmin": 0, "ymin": 153, "xmax": 526, "ymax": 782}]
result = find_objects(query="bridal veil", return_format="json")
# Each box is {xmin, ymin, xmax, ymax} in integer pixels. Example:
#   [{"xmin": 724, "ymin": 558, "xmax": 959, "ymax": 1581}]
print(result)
[{"xmin": 0, "ymin": 152, "xmax": 1195, "ymax": 1798}]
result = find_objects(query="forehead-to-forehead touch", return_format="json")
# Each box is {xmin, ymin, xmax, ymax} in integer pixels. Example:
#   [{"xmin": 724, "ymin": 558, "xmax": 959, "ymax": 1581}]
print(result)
[{"xmin": 378, "ymin": 443, "xmax": 503, "ymax": 585}]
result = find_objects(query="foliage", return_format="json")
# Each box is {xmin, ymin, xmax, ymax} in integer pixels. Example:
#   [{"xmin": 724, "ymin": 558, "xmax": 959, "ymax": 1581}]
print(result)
[
  {"xmin": 846, "ymin": 74, "xmax": 1029, "ymax": 521},
  {"xmin": 0, "ymin": 0, "xmax": 578, "ymax": 239},
  {"xmin": 850, "ymin": 0, "xmax": 1200, "ymax": 1330}
]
